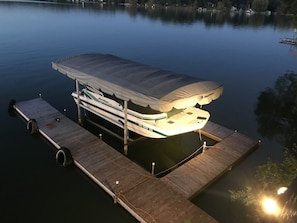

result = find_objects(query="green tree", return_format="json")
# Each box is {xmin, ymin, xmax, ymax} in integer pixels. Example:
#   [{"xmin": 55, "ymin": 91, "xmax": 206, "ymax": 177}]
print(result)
[
  {"xmin": 229, "ymin": 146, "xmax": 297, "ymax": 222},
  {"xmin": 217, "ymin": 1, "xmax": 225, "ymax": 10},
  {"xmin": 222, "ymin": 0, "xmax": 232, "ymax": 9},
  {"xmin": 128, "ymin": 0, "xmax": 138, "ymax": 5},
  {"xmin": 267, "ymin": 0, "xmax": 280, "ymax": 12},
  {"xmin": 279, "ymin": 0, "xmax": 297, "ymax": 13},
  {"xmin": 251, "ymin": 0, "xmax": 269, "ymax": 11},
  {"xmin": 229, "ymin": 73, "xmax": 297, "ymax": 222}
]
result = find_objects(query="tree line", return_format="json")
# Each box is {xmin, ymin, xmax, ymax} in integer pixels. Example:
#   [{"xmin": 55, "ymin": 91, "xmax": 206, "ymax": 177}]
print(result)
[{"xmin": 111, "ymin": 0, "xmax": 297, "ymax": 15}]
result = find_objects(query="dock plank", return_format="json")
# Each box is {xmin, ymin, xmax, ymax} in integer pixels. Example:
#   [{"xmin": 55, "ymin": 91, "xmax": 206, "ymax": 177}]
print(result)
[
  {"xmin": 200, "ymin": 121, "xmax": 234, "ymax": 140},
  {"xmin": 121, "ymin": 178, "xmax": 215, "ymax": 223}
]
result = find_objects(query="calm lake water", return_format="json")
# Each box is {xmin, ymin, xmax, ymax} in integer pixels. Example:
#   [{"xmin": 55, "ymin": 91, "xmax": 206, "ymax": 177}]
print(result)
[{"xmin": 1, "ymin": 1, "xmax": 297, "ymax": 222}]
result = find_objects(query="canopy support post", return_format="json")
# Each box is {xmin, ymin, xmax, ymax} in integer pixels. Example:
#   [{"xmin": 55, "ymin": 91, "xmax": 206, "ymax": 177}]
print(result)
[
  {"xmin": 76, "ymin": 79, "xmax": 82, "ymax": 125},
  {"xmin": 124, "ymin": 100, "xmax": 128, "ymax": 155}
]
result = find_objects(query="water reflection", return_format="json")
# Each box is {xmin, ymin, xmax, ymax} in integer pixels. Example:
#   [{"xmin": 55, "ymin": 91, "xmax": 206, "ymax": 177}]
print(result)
[
  {"xmin": 255, "ymin": 72, "xmax": 297, "ymax": 153},
  {"xmin": 124, "ymin": 6, "xmax": 297, "ymax": 28},
  {"xmin": 4, "ymin": 0, "xmax": 296, "ymax": 29}
]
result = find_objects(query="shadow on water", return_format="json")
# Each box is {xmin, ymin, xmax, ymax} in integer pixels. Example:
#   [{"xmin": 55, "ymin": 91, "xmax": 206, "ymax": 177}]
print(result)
[
  {"xmin": 83, "ymin": 114, "xmax": 216, "ymax": 177},
  {"xmin": 254, "ymin": 72, "xmax": 297, "ymax": 155}
]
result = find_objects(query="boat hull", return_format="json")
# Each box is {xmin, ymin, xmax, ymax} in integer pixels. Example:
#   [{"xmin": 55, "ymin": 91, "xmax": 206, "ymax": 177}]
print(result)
[{"xmin": 72, "ymin": 90, "xmax": 210, "ymax": 138}]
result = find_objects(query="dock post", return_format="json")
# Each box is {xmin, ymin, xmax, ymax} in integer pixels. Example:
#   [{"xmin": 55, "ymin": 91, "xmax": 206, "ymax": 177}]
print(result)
[
  {"xmin": 124, "ymin": 100, "xmax": 128, "ymax": 155},
  {"xmin": 202, "ymin": 141, "xmax": 207, "ymax": 153},
  {"xmin": 76, "ymin": 79, "xmax": 82, "ymax": 125},
  {"xmin": 114, "ymin": 180, "xmax": 119, "ymax": 204},
  {"xmin": 198, "ymin": 129, "xmax": 202, "ymax": 141},
  {"xmin": 151, "ymin": 162, "xmax": 155, "ymax": 175}
]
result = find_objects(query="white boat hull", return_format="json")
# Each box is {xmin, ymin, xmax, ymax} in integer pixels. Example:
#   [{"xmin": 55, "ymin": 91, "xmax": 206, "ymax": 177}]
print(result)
[{"xmin": 72, "ymin": 90, "xmax": 210, "ymax": 138}]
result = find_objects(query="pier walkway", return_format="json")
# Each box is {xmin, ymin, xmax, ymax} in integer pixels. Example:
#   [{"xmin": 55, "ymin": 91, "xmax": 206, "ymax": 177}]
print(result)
[
  {"xmin": 13, "ymin": 97, "xmax": 216, "ymax": 223},
  {"xmin": 162, "ymin": 122, "xmax": 259, "ymax": 199},
  {"xmin": 12, "ymin": 97, "xmax": 259, "ymax": 222}
]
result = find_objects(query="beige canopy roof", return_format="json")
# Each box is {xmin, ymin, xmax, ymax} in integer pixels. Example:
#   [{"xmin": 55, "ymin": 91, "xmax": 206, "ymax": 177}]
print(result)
[{"xmin": 52, "ymin": 53, "xmax": 223, "ymax": 112}]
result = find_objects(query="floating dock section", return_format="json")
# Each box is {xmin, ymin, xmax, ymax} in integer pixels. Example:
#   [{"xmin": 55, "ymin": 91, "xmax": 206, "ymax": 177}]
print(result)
[{"xmin": 11, "ymin": 97, "xmax": 259, "ymax": 223}]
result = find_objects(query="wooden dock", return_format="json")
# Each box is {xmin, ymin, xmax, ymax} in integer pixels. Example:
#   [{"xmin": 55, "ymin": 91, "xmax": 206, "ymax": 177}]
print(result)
[
  {"xmin": 162, "ymin": 122, "xmax": 259, "ymax": 199},
  {"xmin": 12, "ymin": 97, "xmax": 259, "ymax": 222}
]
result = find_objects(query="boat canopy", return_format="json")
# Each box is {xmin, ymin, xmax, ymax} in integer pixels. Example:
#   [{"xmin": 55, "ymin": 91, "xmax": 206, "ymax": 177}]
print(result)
[{"xmin": 52, "ymin": 53, "xmax": 223, "ymax": 112}]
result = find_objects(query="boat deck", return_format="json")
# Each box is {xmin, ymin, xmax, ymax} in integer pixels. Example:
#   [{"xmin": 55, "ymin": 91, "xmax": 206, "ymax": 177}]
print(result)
[{"xmin": 12, "ymin": 97, "xmax": 259, "ymax": 222}]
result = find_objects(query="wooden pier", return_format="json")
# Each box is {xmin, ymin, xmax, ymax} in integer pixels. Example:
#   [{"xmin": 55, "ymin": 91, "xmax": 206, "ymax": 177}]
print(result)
[
  {"xmin": 12, "ymin": 97, "xmax": 259, "ymax": 223},
  {"xmin": 162, "ymin": 123, "xmax": 259, "ymax": 199}
]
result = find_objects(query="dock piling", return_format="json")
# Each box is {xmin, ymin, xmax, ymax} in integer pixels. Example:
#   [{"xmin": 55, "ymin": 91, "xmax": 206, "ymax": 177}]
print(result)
[
  {"xmin": 198, "ymin": 129, "xmax": 202, "ymax": 141},
  {"xmin": 151, "ymin": 162, "xmax": 155, "ymax": 175},
  {"xmin": 123, "ymin": 100, "xmax": 128, "ymax": 155},
  {"xmin": 202, "ymin": 141, "xmax": 207, "ymax": 153},
  {"xmin": 114, "ymin": 180, "xmax": 120, "ymax": 204},
  {"xmin": 75, "ymin": 79, "xmax": 82, "ymax": 125}
]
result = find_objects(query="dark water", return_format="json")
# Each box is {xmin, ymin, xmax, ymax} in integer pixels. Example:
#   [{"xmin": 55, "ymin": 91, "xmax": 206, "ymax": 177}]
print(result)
[{"xmin": 1, "ymin": 1, "xmax": 297, "ymax": 222}]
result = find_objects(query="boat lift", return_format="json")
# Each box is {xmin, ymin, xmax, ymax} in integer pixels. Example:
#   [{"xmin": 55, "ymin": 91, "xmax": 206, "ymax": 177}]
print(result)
[
  {"xmin": 53, "ymin": 53, "xmax": 224, "ymax": 155},
  {"xmin": 75, "ymin": 79, "xmax": 130, "ymax": 154}
]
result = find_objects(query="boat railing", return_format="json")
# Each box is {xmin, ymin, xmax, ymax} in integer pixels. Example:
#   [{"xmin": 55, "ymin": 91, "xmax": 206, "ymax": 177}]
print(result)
[
  {"xmin": 154, "ymin": 141, "xmax": 213, "ymax": 178},
  {"xmin": 81, "ymin": 89, "xmax": 167, "ymax": 121}
]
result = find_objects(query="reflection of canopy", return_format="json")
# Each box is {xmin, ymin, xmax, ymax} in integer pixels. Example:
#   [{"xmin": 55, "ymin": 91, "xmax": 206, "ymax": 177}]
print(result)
[{"xmin": 52, "ymin": 53, "xmax": 223, "ymax": 112}]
